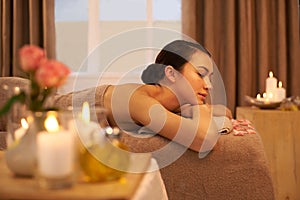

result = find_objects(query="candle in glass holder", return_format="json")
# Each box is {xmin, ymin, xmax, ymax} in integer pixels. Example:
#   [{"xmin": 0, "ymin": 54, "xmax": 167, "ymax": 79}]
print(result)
[
  {"xmin": 70, "ymin": 102, "xmax": 104, "ymax": 145},
  {"xmin": 37, "ymin": 132, "xmax": 74, "ymax": 177},
  {"xmin": 266, "ymin": 71, "xmax": 277, "ymax": 99},
  {"xmin": 274, "ymin": 81, "xmax": 286, "ymax": 102},
  {"xmin": 36, "ymin": 114, "xmax": 75, "ymax": 189}
]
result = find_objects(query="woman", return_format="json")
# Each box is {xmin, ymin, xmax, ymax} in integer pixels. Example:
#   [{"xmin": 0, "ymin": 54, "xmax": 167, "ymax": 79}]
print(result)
[{"xmin": 57, "ymin": 40, "xmax": 232, "ymax": 154}]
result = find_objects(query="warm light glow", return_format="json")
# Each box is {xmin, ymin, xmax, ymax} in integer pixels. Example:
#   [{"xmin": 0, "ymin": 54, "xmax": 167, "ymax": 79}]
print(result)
[
  {"xmin": 269, "ymin": 71, "xmax": 273, "ymax": 78},
  {"xmin": 268, "ymin": 92, "xmax": 273, "ymax": 99},
  {"xmin": 105, "ymin": 127, "xmax": 113, "ymax": 135},
  {"xmin": 263, "ymin": 93, "xmax": 267, "ymax": 98},
  {"xmin": 14, "ymin": 87, "xmax": 20, "ymax": 94},
  {"xmin": 278, "ymin": 81, "xmax": 283, "ymax": 88},
  {"xmin": 44, "ymin": 114, "xmax": 60, "ymax": 133},
  {"xmin": 82, "ymin": 101, "xmax": 90, "ymax": 124},
  {"xmin": 21, "ymin": 118, "xmax": 28, "ymax": 129},
  {"xmin": 256, "ymin": 94, "xmax": 261, "ymax": 99}
]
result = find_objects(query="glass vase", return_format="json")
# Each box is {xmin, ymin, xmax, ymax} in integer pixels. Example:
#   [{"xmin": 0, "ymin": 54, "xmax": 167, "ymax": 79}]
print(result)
[{"xmin": 5, "ymin": 110, "xmax": 44, "ymax": 177}]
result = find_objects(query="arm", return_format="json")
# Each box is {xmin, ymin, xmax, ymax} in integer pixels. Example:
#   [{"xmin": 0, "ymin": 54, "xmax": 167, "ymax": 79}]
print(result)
[
  {"xmin": 209, "ymin": 104, "xmax": 233, "ymax": 119},
  {"xmin": 129, "ymin": 93, "xmax": 219, "ymax": 153},
  {"xmin": 181, "ymin": 104, "xmax": 233, "ymax": 133}
]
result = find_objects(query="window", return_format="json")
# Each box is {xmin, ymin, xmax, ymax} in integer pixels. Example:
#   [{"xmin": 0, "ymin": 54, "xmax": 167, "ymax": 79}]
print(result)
[
  {"xmin": 55, "ymin": 0, "xmax": 182, "ymax": 73},
  {"xmin": 55, "ymin": 0, "xmax": 181, "ymax": 93}
]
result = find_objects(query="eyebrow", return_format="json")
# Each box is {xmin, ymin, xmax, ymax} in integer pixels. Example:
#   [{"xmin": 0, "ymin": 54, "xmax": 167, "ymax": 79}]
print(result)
[{"xmin": 196, "ymin": 66, "xmax": 209, "ymax": 73}]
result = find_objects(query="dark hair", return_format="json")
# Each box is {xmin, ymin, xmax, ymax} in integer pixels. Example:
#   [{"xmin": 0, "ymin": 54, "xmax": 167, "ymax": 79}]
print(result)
[{"xmin": 141, "ymin": 40, "xmax": 211, "ymax": 84}]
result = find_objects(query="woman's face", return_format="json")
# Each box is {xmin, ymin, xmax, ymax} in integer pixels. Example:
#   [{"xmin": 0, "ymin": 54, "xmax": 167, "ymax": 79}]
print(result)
[{"xmin": 179, "ymin": 51, "xmax": 213, "ymax": 105}]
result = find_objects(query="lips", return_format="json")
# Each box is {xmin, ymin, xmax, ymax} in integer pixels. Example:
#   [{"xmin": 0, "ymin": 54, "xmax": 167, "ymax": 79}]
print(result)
[{"xmin": 198, "ymin": 93, "xmax": 207, "ymax": 100}]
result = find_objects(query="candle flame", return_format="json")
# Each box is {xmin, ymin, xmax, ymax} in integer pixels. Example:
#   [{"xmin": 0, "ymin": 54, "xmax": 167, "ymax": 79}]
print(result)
[
  {"xmin": 82, "ymin": 101, "xmax": 90, "ymax": 124},
  {"xmin": 269, "ymin": 71, "xmax": 273, "ymax": 78},
  {"xmin": 256, "ymin": 94, "xmax": 261, "ymax": 99},
  {"xmin": 21, "ymin": 118, "xmax": 28, "ymax": 129},
  {"xmin": 278, "ymin": 81, "xmax": 282, "ymax": 88},
  {"xmin": 45, "ymin": 114, "xmax": 60, "ymax": 133},
  {"xmin": 263, "ymin": 92, "xmax": 267, "ymax": 98}
]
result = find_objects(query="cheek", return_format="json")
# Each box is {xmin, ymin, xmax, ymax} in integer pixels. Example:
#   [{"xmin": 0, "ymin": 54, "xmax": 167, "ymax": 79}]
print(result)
[
  {"xmin": 203, "ymin": 76, "xmax": 212, "ymax": 88},
  {"xmin": 175, "ymin": 76, "xmax": 198, "ymax": 103},
  {"xmin": 189, "ymin": 75, "xmax": 205, "ymax": 88}
]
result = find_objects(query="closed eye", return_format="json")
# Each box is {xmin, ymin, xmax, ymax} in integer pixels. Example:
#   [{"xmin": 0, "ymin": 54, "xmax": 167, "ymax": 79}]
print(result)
[
  {"xmin": 196, "ymin": 66, "xmax": 209, "ymax": 78},
  {"xmin": 197, "ymin": 72, "xmax": 204, "ymax": 78},
  {"xmin": 197, "ymin": 70, "xmax": 208, "ymax": 78}
]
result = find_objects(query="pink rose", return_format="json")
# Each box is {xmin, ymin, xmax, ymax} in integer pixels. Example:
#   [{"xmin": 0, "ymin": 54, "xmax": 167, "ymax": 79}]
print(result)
[
  {"xmin": 35, "ymin": 59, "xmax": 70, "ymax": 88},
  {"xmin": 19, "ymin": 45, "xmax": 45, "ymax": 72}
]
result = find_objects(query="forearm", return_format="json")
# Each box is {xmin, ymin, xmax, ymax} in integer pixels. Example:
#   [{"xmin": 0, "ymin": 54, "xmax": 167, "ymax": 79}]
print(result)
[{"xmin": 180, "ymin": 104, "xmax": 232, "ymax": 153}]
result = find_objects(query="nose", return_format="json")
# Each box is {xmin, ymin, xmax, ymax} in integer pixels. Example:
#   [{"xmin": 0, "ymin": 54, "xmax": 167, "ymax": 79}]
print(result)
[{"xmin": 203, "ymin": 76, "xmax": 212, "ymax": 89}]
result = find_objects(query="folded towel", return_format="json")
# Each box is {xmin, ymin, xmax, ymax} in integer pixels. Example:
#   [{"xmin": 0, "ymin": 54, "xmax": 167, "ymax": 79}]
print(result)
[
  {"xmin": 231, "ymin": 119, "xmax": 257, "ymax": 136},
  {"xmin": 213, "ymin": 116, "xmax": 232, "ymax": 134}
]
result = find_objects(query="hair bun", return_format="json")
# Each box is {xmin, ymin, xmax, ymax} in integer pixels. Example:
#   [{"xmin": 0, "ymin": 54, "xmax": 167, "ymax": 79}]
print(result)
[{"xmin": 141, "ymin": 63, "xmax": 166, "ymax": 84}]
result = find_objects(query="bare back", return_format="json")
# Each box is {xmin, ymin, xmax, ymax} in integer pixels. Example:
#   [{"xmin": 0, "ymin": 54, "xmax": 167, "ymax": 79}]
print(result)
[{"xmin": 103, "ymin": 83, "xmax": 217, "ymax": 152}]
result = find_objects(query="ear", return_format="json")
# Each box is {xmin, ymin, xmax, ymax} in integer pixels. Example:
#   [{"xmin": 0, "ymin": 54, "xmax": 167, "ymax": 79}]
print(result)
[{"xmin": 164, "ymin": 65, "xmax": 176, "ymax": 83}]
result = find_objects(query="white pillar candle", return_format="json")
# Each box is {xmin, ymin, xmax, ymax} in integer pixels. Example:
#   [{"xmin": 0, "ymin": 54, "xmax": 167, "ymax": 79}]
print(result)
[
  {"xmin": 274, "ymin": 81, "xmax": 286, "ymax": 102},
  {"xmin": 266, "ymin": 71, "xmax": 277, "ymax": 99},
  {"xmin": 37, "ymin": 131, "xmax": 75, "ymax": 178}
]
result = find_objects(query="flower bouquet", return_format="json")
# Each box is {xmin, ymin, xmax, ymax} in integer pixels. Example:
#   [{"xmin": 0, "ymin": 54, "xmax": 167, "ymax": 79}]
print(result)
[
  {"xmin": 0, "ymin": 45, "xmax": 70, "ymax": 115},
  {"xmin": 0, "ymin": 44, "xmax": 70, "ymax": 176}
]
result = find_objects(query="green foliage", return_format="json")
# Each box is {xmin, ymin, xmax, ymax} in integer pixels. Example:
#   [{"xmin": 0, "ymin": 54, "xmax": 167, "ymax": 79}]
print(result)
[{"xmin": 0, "ymin": 91, "xmax": 26, "ymax": 116}]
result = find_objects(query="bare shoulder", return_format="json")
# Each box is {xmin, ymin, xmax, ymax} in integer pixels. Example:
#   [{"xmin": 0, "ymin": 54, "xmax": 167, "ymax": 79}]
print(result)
[
  {"xmin": 106, "ymin": 83, "xmax": 160, "ymax": 111},
  {"xmin": 109, "ymin": 84, "xmax": 157, "ymax": 99},
  {"xmin": 112, "ymin": 83, "xmax": 143, "ymax": 90},
  {"xmin": 106, "ymin": 83, "xmax": 162, "ymax": 126},
  {"xmin": 105, "ymin": 83, "xmax": 143, "ymax": 100}
]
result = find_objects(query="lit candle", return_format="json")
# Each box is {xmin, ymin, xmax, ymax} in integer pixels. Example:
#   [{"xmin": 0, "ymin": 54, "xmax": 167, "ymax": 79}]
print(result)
[
  {"xmin": 37, "ymin": 114, "xmax": 75, "ymax": 178},
  {"xmin": 44, "ymin": 114, "xmax": 60, "ymax": 133},
  {"xmin": 15, "ymin": 118, "xmax": 28, "ymax": 140},
  {"xmin": 81, "ymin": 101, "xmax": 90, "ymax": 124},
  {"xmin": 7, "ymin": 118, "xmax": 28, "ymax": 147},
  {"xmin": 263, "ymin": 92, "xmax": 267, "ymax": 99},
  {"xmin": 256, "ymin": 93, "xmax": 261, "ymax": 99},
  {"xmin": 266, "ymin": 71, "xmax": 277, "ymax": 100},
  {"xmin": 69, "ymin": 102, "xmax": 105, "ymax": 146},
  {"xmin": 256, "ymin": 93, "xmax": 263, "ymax": 102},
  {"xmin": 262, "ymin": 92, "xmax": 270, "ymax": 103},
  {"xmin": 37, "ymin": 132, "xmax": 74, "ymax": 177},
  {"xmin": 274, "ymin": 81, "xmax": 286, "ymax": 102}
]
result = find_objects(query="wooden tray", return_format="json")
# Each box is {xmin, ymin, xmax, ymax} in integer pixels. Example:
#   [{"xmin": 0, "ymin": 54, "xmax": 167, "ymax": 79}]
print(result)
[{"xmin": 0, "ymin": 151, "xmax": 151, "ymax": 200}]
